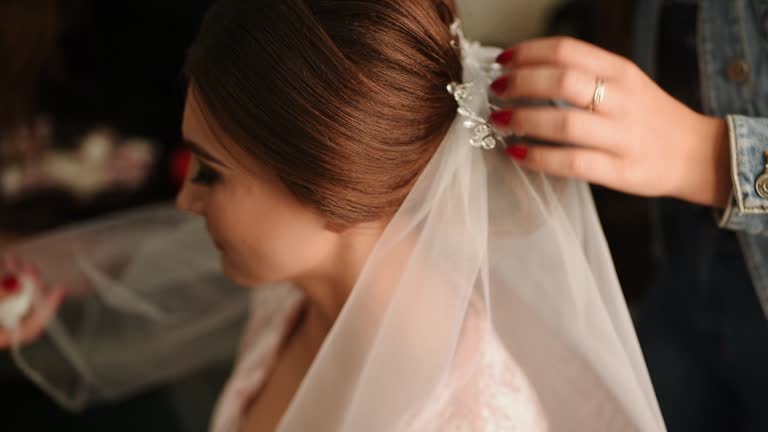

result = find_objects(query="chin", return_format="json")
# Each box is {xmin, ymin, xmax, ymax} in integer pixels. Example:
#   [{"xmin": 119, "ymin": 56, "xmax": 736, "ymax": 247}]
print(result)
[
  {"xmin": 220, "ymin": 256, "xmax": 278, "ymax": 288},
  {"xmin": 220, "ymin": 256, "xmax": 249, "ymax": 286}
]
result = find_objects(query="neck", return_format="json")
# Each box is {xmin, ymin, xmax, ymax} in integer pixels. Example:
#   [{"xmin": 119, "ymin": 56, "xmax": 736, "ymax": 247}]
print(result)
[{"xmin": 293, "ymin": 222, "xmax": 385, "ymax": 332}]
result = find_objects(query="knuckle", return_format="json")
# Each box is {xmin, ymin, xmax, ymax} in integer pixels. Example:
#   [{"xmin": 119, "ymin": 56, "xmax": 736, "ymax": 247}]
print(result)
[
  {"xmin": 514, "ymin": 42, "xmax": 529, "ymax": 59},
  {"xmin": 557, "ymin": 70, "xmax": 582, "ymax": 101},
  {"xmin": 555, "ymin": 70, "xmax": 571, "ymax": 94},
  {"xmin": 566, "ymin": 154, "xmax": 589, "ymax": 176},
  {"xmin": 508, "ymin": 111, "xmax": 525, "ymax": 135},
  {"xmin": 552, "ymin": 43, "xmax": 568, "ymax": 63},
  {"xmin": 526, "ymin": 148, "xmax": 542, "ymax": 166},
  {"xmin": 557, "ymin": 112, "xmax": 579, "ymax": 140},
  {"xmin": 509, "ymin": 71, "xmax": 522, "ymax": 94},
  {"xmin": 618, "ymin": 159, "xmax": 641, "ymax": 186},
  {"xmin": 615, "ymin": 57, "xmax": 639, "ymax": 80},
  {"xmin": 552, "ymin": 37, "xmax": 576, "ymax": 60}
]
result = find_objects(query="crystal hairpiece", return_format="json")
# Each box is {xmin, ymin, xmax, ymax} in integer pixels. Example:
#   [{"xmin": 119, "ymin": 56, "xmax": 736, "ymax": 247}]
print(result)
[
  {"xmin": 447, "ymin": 20, "xmax": 504, "ymax": 151},
  {"xmin": 447, "ymin": 82, "xmax": 502, "ymax": 150}
]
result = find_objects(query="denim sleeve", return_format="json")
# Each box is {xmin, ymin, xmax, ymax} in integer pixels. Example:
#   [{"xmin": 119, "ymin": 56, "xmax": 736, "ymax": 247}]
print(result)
[{"xmin": 717, "ymin": 115, "xmax": 768, "ymax": 234}]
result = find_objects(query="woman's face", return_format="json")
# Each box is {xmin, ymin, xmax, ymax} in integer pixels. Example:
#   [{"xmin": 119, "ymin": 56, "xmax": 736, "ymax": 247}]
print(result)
[{"xmin": 176, "ymin": 88, "xmax": 338, "ymax": 287}]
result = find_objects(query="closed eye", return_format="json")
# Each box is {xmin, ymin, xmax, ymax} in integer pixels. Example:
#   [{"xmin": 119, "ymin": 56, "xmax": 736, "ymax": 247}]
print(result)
[{"xmin": 191, "ymin": 160, "xmax": 221, "ymax": 186}]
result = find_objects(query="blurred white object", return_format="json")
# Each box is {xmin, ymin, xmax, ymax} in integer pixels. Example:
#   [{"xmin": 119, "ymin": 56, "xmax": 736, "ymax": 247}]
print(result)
[
  {"xmin": 0, "ymin": 274, "xmax": 35, "ymax": 329},
  {"xmin": 1, "ymin": 129, "xmax": 156, "ymax": 200}
]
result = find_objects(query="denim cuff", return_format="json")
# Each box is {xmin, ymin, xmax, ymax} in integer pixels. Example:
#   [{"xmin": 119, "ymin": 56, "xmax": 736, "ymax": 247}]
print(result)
[{"xmin": 718, "ymin": 115, "xmax": 768, "ymax": 234}]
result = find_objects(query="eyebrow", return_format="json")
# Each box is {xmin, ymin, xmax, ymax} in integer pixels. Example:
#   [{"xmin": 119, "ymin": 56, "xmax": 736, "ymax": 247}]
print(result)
[{"xmin": 182, "ymin": 138, "xmax": 228, "ymax": 168}]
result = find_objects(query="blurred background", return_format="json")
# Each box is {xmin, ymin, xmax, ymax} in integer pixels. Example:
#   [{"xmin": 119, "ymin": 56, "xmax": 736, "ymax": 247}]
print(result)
[{"xmin": 0, "ymin": 1, "xmax": 649, "ymax": 431}]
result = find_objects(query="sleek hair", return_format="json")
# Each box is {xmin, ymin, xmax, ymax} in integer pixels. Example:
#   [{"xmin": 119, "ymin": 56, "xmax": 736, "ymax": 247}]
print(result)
[{"xmin": 185, "ymin": 0, "xmax": 461, "ymax": 225}]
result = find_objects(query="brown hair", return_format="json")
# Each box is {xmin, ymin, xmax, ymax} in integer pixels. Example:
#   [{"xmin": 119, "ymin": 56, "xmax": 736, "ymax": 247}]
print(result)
[{"xmin": 185, "ymin": 0, "xmax": 461, "ymax": 225}]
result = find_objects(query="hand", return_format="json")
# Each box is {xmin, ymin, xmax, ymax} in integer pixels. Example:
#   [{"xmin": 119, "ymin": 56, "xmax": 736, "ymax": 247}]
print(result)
[
  {"xmin": 489, "ymin": 37, "xmax": 732, "ymax": 208},
  {"xmin": 0, "ymin": 255, "xmax": 65, "ymax": 348}
]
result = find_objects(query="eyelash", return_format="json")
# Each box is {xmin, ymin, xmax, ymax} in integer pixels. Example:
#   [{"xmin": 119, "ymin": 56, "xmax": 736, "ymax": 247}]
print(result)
[{"xmin": 191, "ymin": 161, "xmax": 221, "ymax": 186}]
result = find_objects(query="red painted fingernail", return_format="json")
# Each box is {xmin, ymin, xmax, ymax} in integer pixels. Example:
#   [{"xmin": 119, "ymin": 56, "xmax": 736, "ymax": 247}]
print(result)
[
  {"xmin": 490, "ymin": 76, "xmax": 510, "ymax": 95},
  {"xmin": 490, "ymin": 110, "xmax": 513, "ymax": 126},
  {"xmin": 506, "ymin": 145, "xmax": 528, "ymax": 161},
  {"xmin": 496, "ymin": 48, "xmax": 517, "ymax": 65},
  {"xmin": 2, "ymin": 274, "xmax": 20, "ymax": 294}
]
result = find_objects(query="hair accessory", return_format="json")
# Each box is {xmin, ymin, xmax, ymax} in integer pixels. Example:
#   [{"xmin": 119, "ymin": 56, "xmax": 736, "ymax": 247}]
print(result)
[
  {"xmin": 447, "ymin": 21, "xmax": 504, "ymax": 150},
  {"xmin": 446, "ymin": 82, "xmax": 503, "ymax": 150}
]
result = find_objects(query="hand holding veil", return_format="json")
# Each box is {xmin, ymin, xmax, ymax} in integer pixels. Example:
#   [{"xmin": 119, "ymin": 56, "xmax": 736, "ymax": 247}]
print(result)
[{"xmin": 1, "ymin": 19, "xmax": 666, "ymax": 431}]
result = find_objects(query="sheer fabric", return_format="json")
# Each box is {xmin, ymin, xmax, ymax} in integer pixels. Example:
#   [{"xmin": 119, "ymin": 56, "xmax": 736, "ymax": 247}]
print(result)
[{"xmin": 2, "ymin": 21, "xmax": 665, "ymax": 432}]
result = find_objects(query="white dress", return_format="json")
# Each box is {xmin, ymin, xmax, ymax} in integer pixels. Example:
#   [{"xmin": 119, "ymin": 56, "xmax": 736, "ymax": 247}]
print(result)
[{"xmin": 210, "ymin": 286, "xmax": 548, "ymax": 432}]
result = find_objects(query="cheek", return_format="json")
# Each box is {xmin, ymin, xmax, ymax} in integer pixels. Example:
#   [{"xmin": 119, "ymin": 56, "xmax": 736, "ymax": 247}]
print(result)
[{"xmin": 205, "ymin": 185, "xmax": 334, "ymax": 284}]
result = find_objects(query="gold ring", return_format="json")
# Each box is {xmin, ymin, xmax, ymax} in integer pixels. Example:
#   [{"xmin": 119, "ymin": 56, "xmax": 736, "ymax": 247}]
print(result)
[{"xmin": 588, "ymin": 78, "xmax": 606, "ymax": 112}]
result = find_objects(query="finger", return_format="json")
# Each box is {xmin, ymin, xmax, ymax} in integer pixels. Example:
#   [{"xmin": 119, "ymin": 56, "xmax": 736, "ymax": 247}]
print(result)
[
  {"xmin": 24, "ymin": 263, "xmax": 43, "ymax": 291},
  {"xmin": 490, "ymin": 108, "xmax": 622, "ymax": 154},
  {"xmin": 0, "ymin": 283, "xmax": 64, "ymax": 347},
  {"xmin": 3, "ymin": 254, "xmax": 21, "ymax": 274},
  {"xmin": 498, "ymin": 36, "xmax": 632, "ymax": 79},
  {"xmin": 38, "ymin": 285, "xmax": 64, "ymax": 324},
  {"xmin": 0, "ymin": 272, "xmax": 21, "ymax": 300},
  {"xmin": 47, "ymin": 285, "xmax": 66, "ymax": 310},
  {"xmin": 17, "ymin": 314, "xmax": 46, "ymax": 345},
  {"xmin": 505, "ymin": 144, "xmax": 622, "ymax": 187},
  {"xmin": 0, "ymin": 305, "xmax": 39, "ymax": 348},
  {"xmin": 491, "ymin": 66, "xmax": 616, "ymax": 114},
  {"xmin": 17, "ymin": 286, "xmax": 64, "ymax": 344},
  {"xmin": 1, "ymin": 261, "xmax": 39, "ymax": 300},
  {"xmin": 23, "ymin": 261, "xmax": 40, "ymax": 278}
]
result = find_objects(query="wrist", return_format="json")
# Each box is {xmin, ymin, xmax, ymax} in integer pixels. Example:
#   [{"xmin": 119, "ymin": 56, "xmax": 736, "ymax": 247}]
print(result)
[{"xmin": 674, "ymin": 115, "xmax": 731, "ymax": 207}]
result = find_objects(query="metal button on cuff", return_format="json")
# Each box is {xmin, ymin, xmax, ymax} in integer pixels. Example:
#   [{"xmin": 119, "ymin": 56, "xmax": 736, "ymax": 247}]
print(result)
[{"xmin": 756, "ymin": 150, "xmax": 768, "ymax": 199}]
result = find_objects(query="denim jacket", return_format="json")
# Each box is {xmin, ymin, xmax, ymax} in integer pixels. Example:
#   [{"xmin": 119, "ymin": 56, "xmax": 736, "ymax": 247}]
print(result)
[{"xmin": 634, "ymin": 0, "xmax": 768, "ymax": 316}]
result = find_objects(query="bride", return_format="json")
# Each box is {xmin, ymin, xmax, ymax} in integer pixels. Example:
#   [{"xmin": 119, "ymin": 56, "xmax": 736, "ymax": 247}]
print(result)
[{"xmin": 0, "ymin": 0, "xmax": 665, "ymax": 430}]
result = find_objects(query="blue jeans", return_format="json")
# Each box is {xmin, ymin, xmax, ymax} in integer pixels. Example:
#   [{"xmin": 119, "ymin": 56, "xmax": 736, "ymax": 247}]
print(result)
[{"xmin": 636, "ymin": 199, "xmax": 768, "ymax": 432}]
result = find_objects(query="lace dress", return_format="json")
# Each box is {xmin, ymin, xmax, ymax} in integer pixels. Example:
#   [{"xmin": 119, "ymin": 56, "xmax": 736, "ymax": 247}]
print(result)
[{"xmin": 210, "ymin": 285, "xmax": 548, "ymax": 432}]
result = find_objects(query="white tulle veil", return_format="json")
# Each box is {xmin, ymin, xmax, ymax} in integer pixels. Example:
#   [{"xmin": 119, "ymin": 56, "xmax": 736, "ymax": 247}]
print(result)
[{"xmin": 1, "ymin": 19, "xmax": 665, "ymax": 432}]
